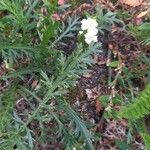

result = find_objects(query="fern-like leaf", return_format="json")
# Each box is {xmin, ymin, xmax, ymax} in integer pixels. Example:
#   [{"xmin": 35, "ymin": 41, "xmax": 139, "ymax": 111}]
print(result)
[
  {"xmin": 119, "ymin": 84, "xmax": 150, "ymax": 120},
  {"xmin": 141, "ymin": 133, "xmax": 150, "ymax": 150},
  {"xmin": 0, "ymin": 86, "xmax": 17, "ymax": 133},
  {"xmin": 64, "ymin": 103, "xmax": 94, "ymax": 150}
]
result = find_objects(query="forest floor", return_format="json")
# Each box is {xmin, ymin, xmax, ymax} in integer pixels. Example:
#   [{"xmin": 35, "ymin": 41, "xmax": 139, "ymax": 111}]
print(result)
[
  {"xmin": 59, "ymin": 0, "xmax": 150, "ymax": 149},
  {"xmin": 0, "ymin": 0, "xmax": 150, "ymax": 149}
]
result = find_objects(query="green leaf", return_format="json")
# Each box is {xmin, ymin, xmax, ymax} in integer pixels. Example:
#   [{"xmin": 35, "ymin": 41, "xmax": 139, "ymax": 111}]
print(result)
[
  {"xmin": 118, "ymin": 84, "xmax": 150, "ymax": 120},
  {"xmin": 0, "ymin": 86, "xmax": 17, "ymax": 133},
  {"xmin": 42, "ymin": 21, "xmax": 59, "ymax": 45},
  {"xmin": 99, "ymin": 95, "xmax": 109, "ymax": 107},
  {"xmin": 139, "ymin": 23, "xmax": 150, "ymax": 30},
  {"xmin": 27, "ymin": 130, "xmax": 34, "ymax": 149},
  {"xmin": 64, "ymin": 103, "xmax": 94, "ymax": 150},
  {"xmin": 109, "ymin": 61, "xmax": 119, "ymax": 68},
  {"xmin": 116, "ymin": 140, "xmax": 130, "ymax": 150},
  {"xmin": 141, "ymin": 133, "xmax": 150, "ymax": 150}
]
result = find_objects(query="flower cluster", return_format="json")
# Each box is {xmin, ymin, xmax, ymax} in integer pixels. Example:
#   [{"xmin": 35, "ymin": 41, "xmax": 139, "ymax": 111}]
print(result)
[{"xmin": 80, "ymin": 18, "xmax": 98, "ymax": 44}]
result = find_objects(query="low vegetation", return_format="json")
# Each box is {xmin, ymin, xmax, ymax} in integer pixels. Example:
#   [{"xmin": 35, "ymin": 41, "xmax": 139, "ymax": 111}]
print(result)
[{"xmin": 0, "ymin": 0, "xmax": 150, "ymax": 149}]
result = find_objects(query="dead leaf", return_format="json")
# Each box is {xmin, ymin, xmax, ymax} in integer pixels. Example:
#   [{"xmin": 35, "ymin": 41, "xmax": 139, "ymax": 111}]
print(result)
[
  {"xmin": 58, "ymin": 0, "xmax": 65, "ymax": 5},
  {"xmin": 136, "ymin": 11, "xmax": 148, "ymax": 18},
  {"xmin": 95, "ymin": 98, "xmax": 101, "ymax": 112},
  {"xmin": 120, "ymin": 119, "xmax": 128, "ymax": 127},
  {"xmin": 120, "ymin": 0, "xmax": 144, "ymax": 7},
  {"xmin": 94, "ymin": 0, "xmax": 115, "ymax": 11},
  {"xmin": 31, "ymin": 80, "xmax": 39, "ymax": 89},
  {"xmin": 94, "ymin": 55, "xmax": 107, "ymax": 65},
  {"xmin": 82, "ymin": 71, "xmax": 92, "ymax": 78},
  {"xmin": 52, "ymin": 12, "xmax": 61, "ymax": 21},
  {"xmin": 85, "ymin": 88, "xmax": 98, "ymax": 99}
]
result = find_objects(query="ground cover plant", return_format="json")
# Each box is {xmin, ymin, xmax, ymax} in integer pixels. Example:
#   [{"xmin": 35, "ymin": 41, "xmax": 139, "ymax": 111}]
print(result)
[{"xmin": 0, "ymin": 0, "xmax": 150, "ymax": 149}]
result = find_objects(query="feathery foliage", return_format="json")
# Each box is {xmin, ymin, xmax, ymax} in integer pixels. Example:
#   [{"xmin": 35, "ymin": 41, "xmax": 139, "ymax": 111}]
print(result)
[
  {"xmin": 0, "ymin": 39, "xmax": 102, "ymax": 149},
  {"xmin": 0, "ymin": 0, "xmax": 104, "ymax": 149},
  {"xmin": 119, "ymin": 84, "xmax": 150, "ymax": 149},
  {"xmin": 2, "ymin": 0, "xmax": 149, "ymax": 149},
  {"xmin": 0, "ymin": 86, "xmax": 17, "ymax": 133},
  {"xmin": 96, "ymin": 6, "xmax": 122, "ymax": 34},
  {"xmin": 129, "ymin": 22, "xmax": 150, "ymax": 45},
  {"xmin": 119, "ymin": 84, "xmax": 150, "ymax": 120},
  {"xmin": 141, "ymin": 133, "xmax": 150, "ymax": 150}
]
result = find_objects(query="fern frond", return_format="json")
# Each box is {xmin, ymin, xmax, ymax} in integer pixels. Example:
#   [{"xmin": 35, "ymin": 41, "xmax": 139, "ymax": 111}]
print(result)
[
  {"xmin": 119, "ymin": 84, "xmax": 150, "ymax": 120},
  {"xmin": 129, "ymin": 22, "xmax": 150, "ymax": 46},
  {"xmin": 141, "ymin": 133, "xmax": 150, "ymax": 150},
  {"xmin": 0, "ymin": 67, "xmax": 40, "ymax": 80},
  {"xmin": 96, "ymin": 6, "xmax": 122, "ymax": 34},
  {"xmin": 0, "ymin": 0, "xmax": 27, "ymax": 29},
  {"xmin": 63, "ymin": 102, "xmax": 94, "ymax": 150},
  {"xmin": 51, "ymin": 17, "xmax": 80, "ymax": 47},
  {"xmin": 2, "ymin": 42, "xmax": 102, "ymax": 149},
  {"xmin": 0, "ymin": 41, "xmax": 35, "ymax": 65},
  {"xmin": 142, "ymin": 38, "xmax": 150, "ymax": 45},
  {"xmin": 0, "ymin": 86, "xmax": 17, "ymax": 133}
]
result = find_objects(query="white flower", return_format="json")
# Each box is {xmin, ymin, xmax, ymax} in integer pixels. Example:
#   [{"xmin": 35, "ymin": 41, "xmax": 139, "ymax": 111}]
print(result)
[
  {"xmin": 87, "ymin": 27, "xmax": 98, "ymax": 36},
  {"xmin": 80, "ymin": 17, "xmax": 98, "ymax": 44},
  {"xmin": 85, "ymin": 33, "xmax": 98, "ymax": 44},
  {"xmin": 79, "ymin": 31, "xmax": 83, "ymax": 35},
  {"xmin": 81, "ymin": 19, "xmax": 88, "ymax": 30},
  {"xmin": 81, "ymin": 18, "xmax": 98, "ymax": 31}
]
